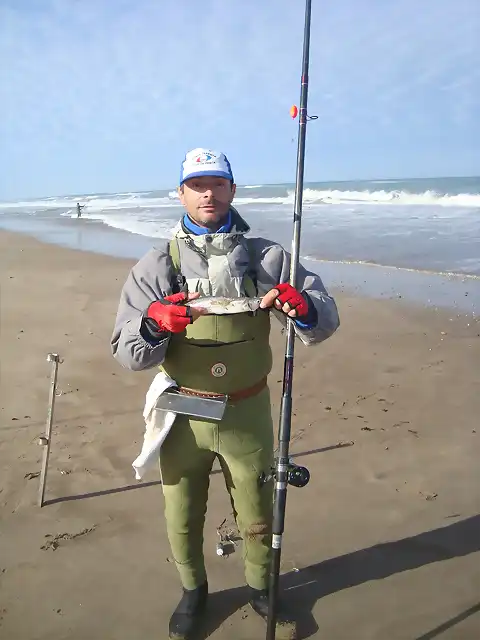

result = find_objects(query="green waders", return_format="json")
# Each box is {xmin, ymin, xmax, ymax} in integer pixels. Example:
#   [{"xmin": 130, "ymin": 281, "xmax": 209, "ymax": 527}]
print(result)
[
  {"xmin": 159, "ymin": 386, "xmax": 274, "ymax": 590},
  {"xmin": 158, "ymin": 237, "xmax": 275, "ymax": 591}
]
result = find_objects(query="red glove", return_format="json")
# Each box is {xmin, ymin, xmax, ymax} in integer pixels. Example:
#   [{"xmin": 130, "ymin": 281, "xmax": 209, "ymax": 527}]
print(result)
[
  {"xmin": 147, "ymin": 292, "xmax": 193, "ymax": 333},
  {"xmin": 273, "ymin": 283, "xmax": 308, "ymax": 317}
]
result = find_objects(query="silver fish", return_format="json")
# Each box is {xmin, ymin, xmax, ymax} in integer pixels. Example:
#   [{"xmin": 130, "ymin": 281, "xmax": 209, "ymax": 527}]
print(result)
[{"xmin": 186, "ymin": 296, "xmax": 263, "ymax": 315}]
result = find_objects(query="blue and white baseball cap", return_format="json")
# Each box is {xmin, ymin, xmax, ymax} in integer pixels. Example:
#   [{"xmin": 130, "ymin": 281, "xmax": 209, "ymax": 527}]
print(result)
[{"xmin": 180, "ymin": 148, "xmax": 234, "ymax": 185}]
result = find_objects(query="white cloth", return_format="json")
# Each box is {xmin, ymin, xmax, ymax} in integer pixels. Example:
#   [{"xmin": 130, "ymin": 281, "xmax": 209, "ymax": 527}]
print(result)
[{"xmin": 131, "ymin": 371, "xmax": 178, "ymax": 480}]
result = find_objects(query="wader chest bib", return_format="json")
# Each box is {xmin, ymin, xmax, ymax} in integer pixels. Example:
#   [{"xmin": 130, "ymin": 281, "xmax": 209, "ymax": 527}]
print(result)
[{"xmin": 160, "ymin": 237, "xmax": 272, "ymax": 394}]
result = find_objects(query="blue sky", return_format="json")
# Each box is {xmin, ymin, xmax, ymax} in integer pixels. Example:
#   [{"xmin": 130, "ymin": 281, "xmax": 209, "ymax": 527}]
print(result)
[{"xmin": 0, "ymin": 0, "xmax": 479, "ymax": 199}]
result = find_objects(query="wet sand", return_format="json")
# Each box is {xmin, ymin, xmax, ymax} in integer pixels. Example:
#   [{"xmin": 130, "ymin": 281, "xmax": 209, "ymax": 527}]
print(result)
[{"xmin": 1, "ymin": 229, "xmax": 479, "ymax": 639}]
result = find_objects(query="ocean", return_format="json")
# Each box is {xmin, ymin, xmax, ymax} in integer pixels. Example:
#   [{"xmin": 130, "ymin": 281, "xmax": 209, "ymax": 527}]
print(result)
[{"xmin": 1, "ymin": 176, "xmax": 479, "ymax": 313}]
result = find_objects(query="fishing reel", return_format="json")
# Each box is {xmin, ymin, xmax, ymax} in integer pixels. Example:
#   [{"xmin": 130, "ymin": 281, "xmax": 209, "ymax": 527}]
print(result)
[
  {"xmin": 285, "ymin": 461, "xmax": 310, "ymax": 488},
  {"xmin": 259, "ymin": 458, "xmax": 310, "ymax": 489}
]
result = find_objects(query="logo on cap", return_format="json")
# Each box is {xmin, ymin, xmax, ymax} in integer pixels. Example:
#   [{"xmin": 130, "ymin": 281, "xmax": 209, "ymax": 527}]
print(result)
[{"xmin": 195, "ymin": 151, "xmax": 217, "ymax": 164}]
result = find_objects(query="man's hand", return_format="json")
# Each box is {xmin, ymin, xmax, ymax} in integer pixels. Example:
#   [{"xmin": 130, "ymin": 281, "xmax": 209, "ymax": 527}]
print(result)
[
  {"xmin": 147, "ymin": 291, "xmax": 205, "ymax": 333},
  {"xmin": 259, "ymin": 283, "xmax": 309, "ymax": 318}
]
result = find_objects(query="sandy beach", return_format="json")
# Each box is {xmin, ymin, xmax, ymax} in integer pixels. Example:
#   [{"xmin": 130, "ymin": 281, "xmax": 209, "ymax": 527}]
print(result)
[{"xmin": 1, "ymin": 229, "xmax": 479, "ymax": 640}]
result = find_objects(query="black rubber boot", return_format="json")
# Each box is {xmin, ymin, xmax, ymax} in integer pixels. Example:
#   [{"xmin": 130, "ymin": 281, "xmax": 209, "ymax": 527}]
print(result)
[
  {"xmin": 168, "ymin": 582, "xmax": 208, "ymax": 640},
  {"xmin": 249, "ymin": 587, "xmax": 297, "ymax": 640}
]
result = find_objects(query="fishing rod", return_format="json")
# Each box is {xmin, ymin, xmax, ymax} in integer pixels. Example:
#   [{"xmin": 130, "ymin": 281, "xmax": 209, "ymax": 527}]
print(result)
[{"xmin": 266, "ymin": 0, "xmax": 315, "ymax": 637}]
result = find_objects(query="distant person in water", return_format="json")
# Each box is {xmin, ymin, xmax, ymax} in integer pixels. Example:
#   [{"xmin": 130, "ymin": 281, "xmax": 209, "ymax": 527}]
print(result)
[{"xmin": 76, "ymin": 203, "xmax": 85, "ymax": 217}]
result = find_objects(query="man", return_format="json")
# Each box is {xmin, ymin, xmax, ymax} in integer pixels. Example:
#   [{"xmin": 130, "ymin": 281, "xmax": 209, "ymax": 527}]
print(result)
[{"xmin": 111, "ymin": 148, "xmax": 340, "ymax": 639}]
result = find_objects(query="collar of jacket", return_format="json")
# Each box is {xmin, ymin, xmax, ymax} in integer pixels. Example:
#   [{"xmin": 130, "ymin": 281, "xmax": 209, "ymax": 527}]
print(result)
[
  {"xmin": 172, "ymin": 206, "xmax": 250, "ymax": 253},
  {"xmin": 182, "ymin": 209, "xmax": 233, "ymax": 235}
]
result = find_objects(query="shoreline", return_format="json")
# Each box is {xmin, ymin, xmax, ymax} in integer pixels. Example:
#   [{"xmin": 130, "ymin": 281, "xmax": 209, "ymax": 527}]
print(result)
[
  {"xmin": 1, "ymin": 223, "xmax": 479, "ymax": 316},
  {"xmin": 1, "ymin": 229, "xmax": 479, "ymax": 639}
]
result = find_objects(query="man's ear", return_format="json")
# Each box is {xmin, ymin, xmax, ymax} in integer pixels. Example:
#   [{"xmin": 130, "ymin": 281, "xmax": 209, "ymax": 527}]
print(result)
[
  {"xmin": 177, "ymin": 186, "xmax": 185, "ymax": 205},
  {"xmin": 231, "ymin": 183, "xmax": 237, "ymax": 198}
]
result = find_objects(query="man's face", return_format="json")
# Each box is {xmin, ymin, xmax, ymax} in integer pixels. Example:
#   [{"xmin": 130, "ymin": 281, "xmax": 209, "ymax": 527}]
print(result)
[{"xmin": 178, "ymin": 176, "xmax": 236, "ymax": 230}]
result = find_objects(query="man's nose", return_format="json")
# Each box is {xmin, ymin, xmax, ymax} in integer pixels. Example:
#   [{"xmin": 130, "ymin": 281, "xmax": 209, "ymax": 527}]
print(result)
[{"xmin": 202, "ymin": 188, "xmax": 214, "ymax": 199}]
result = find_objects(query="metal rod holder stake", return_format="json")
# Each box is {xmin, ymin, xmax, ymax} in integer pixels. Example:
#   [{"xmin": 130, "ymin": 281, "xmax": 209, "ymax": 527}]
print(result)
[{"xmin": 37, "ymin": 353, "xmax": 62, "ymax": 507}]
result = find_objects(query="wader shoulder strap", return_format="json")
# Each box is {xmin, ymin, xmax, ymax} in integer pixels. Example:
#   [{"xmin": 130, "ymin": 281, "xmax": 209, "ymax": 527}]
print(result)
[
  {"xmin": 168, "ymin": 236, "xmax": 181, "ymax": 272},
  {"xmin": 244, "ymin": 237, "xmax": 258, "ymax": 295},
  {"xmin": 168, "ymin": 237, "xmax": 184, "ymax": 293}
]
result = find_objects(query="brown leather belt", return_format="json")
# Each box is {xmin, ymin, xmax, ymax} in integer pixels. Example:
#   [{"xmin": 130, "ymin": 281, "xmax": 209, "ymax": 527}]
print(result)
[{"xmin": 178, "ymin": 376, "xmax": 267, "ymax": 403}]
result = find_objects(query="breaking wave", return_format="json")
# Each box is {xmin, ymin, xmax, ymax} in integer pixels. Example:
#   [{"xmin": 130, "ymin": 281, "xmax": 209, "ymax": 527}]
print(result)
[
  {"xmin": 1, "ymin": 187, "xmax": 479, "ymax": 213},
  {"xmin": 293, "ymin": 188, "xmax": 480, "ymax": 207}
]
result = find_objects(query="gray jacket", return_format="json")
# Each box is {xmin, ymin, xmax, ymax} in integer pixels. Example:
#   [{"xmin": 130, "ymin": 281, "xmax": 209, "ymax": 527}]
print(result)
[{"xmin": 111, "ymin": 209, "xmax": 340, "ymax": 371}]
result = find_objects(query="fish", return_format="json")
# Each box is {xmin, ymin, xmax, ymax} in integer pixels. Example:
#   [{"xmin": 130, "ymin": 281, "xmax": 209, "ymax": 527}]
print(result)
[{"xmin": 186, "ymin": 296, "xmax": 263, "ymax": 315}]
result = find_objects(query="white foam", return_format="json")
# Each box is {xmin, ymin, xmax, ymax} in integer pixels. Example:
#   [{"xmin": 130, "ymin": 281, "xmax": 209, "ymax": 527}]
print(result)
[
  {"xmin": 2, "ymin": 187, "xmax": 479, "ymax": 212},
  {"xmin": 236, "ymin": 188, "xmax": 480, "ymax": 207},
  {"xmin": 293, "ymin": 188, "xmax": 480, "ymax": 207},
  {"xmin": 235, "ymin": 196, "xmax": 288, "ymax": 205},
  {"xmin": 0, "ymin": 194, "xmax": 181, "ymax": 211},
  {"xmin": 81, "ymin": 212, "xmax": 176, "ymax": 238}
]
